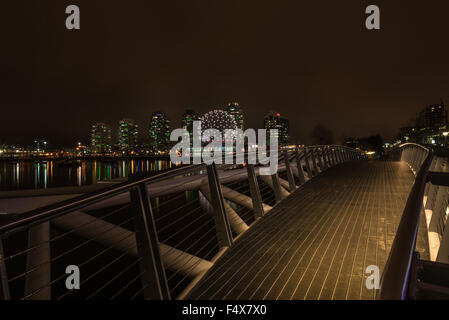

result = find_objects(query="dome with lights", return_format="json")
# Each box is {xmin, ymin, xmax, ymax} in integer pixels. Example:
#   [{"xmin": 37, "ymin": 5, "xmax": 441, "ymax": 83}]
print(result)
[{"xmin": 200, "ymin": 110, "xmax": 237, "ymax": 141}]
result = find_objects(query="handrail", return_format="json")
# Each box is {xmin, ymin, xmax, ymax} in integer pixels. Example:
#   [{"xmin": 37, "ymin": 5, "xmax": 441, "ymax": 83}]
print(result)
[
  {"xmin": 0, "ymin": 144, "xmax": 362, "ymax": 300},
  {"xmin": 398, "ymin": 142, "xmax": 430, "ymax": 152},
  {"xmin": 0, "ymin": 163, "xmax": 204, "ymax": 236},
  {"xmin": 379, "ymin": 143, "xmax": 433, "ymax": 299},
  {"xmin": 0, "ymin": 145, "xmax": 358, "ymax": 236}
]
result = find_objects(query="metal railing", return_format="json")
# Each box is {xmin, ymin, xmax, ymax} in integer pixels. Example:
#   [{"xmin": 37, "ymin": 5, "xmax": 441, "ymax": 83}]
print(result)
[
  {"xmin": 379, "ymin": 142, "xmax": 449, "ymax": 299},
  {"xmin": 0, "ymin": 145, "xmax": 362, "ymax": 300}
]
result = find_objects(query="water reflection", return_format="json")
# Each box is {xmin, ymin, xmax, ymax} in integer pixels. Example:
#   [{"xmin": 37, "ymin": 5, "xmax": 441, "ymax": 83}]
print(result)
[{"xmin": 0, "ymin": 159, "xmax": 172, "ymax": 191}]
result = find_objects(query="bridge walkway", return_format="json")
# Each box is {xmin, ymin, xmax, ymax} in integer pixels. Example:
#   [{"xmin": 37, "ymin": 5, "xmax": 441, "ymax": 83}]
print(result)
[{"xmin": 187, "ymin": 161, "xmax": 429, "ymax": 300}]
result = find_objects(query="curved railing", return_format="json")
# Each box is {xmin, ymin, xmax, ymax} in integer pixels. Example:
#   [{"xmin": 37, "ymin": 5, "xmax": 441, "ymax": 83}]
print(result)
[
  {"xmin": 0, "ymin": 145, "xmax": 363, "ymax": 300},
  {"xmin": 379, "ymin": 143, "xmax": 433, "ymax": 299}
]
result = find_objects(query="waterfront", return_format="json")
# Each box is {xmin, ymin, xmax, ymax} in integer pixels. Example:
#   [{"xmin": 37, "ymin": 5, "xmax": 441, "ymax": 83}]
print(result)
[{"xmin": 0, "ymin": 159, "xmax": 174, "ymax": 191}]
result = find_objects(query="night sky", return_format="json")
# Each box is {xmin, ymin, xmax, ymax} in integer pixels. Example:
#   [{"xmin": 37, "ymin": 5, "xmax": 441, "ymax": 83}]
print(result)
[{"xmin": 3, "ymin": 0, "xmax": 449, "ymax": 147}]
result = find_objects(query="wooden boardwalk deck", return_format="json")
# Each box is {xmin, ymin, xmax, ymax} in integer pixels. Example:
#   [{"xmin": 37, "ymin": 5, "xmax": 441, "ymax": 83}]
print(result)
[{"xmin": 187, "ymin": 161, "xmax": 429, "ymax": 300}]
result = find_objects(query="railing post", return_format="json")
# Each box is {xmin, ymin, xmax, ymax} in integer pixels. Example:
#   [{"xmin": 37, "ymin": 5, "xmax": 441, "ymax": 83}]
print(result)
[
  {"xmin": 206, "ymin": 163, "xmax": 234, "ymax": 248},
  {"xmin": 271, "ymin": 173, "xmax": 284, "ymax": 203},
  {"xmin": 246, "ymin": 164, "xmax": 265, "ymax": 219},
  {"xmin": 340, "ymin": 148, "xmax": 346, "ymax": 162},
  {"xmin": 339, "ymin": 147, "xmax": 345, "ymax": 163},
  {"xmin": 303, "ymin": 147, "xmax": 314, "ymax": 178},
  {"xmin": 130, "ymin": 183, "xmax": 171, "ymax": 300},
  {"xmin": 325, "ymin": 146, "xmax": 332, "ymax": 167},
  {"xmin": 318, "ymin": 147, "xmax": 326, "ymax": 170},
  {"xmin": 295, "ymin": 148, "xmax": 306, "ymax": 185},
  {"xmin": 25, "ymin": 222, "xmax": 51, "ymax": 300},
  {"xmin": 311, "ymin": 147, "xmax": 319, "ymax": 174},
  {"xmin": 344, "ymin": 148, "xmax": 349, "ymax": 162},
  {"xmin": 335, "ymin": 147, "xmax": 342, "ymax": 163},
  {"xmin": 335, "ymin": 147, "xmax": 341, "ymax": 164},
  {"xmin": 284, "ymin": 150, "xmax": 296, "ymax": 192},
  {"xmin": 329, "ymin": 146, "xmax": 337, "ymax": 166},
  {"xmin": 0, "ymin": 240, "xmax": 10, "ymax": 300}
]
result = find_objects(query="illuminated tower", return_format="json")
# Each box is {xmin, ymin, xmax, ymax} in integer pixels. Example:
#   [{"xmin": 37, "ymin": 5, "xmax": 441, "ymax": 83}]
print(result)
[
  {"xmin": 118, "ymin": 118, "xmax": 138, "ymax": 153},
  {"xmin": 90, "ymin": 122, "xmax": 112, "ymax": 154},
  {"xmin": 226, "ymin": 102, "xmax": 244, "ymax": 130},
  {"xmin": 181, "ymin": 109, "xmax": 198, "ymax": 140},
  {"xmin": 149, "ymin": 112, "xmax": 170, "ymax": 153},
  {"xmin": 264, "ymin": 111, "xmax": 290, "ymax": 145}
]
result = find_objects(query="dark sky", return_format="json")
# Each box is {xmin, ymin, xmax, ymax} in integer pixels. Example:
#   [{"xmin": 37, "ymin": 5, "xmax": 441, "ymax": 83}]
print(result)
[{"xmin": 2, "ymin": 0, "xmax": 449, "ymax": 147}]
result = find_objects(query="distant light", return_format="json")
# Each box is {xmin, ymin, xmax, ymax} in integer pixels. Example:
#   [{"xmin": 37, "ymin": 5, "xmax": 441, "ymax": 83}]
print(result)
[
  {"xmin": 276, "ymin": 113, "xmax": 281, "ymax": 117},
  {"xmin": 443, "ymin": 132, "xmax": 449, "ymax": 136},
  {"xmin": 366, "ymin": 151, "xmax": 376, "ymax": 155},
  {"xmin": 432, "ymin": 139, "xmax": 436, "ymax": 144}
]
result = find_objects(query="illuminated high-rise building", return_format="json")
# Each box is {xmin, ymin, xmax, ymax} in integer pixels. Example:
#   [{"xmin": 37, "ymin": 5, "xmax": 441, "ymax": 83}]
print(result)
[
  {"xmin": 149, "ymin": 112, "xmax": 170, "ymax": 153},
  {"xmin": 417, "ymin": 103, "xmax": 448, "ymax": 129},
  {"xmin": 90, "ymin": 122, "xmax": 112, "ymax": 154},
  {"xmin": 226, "ymin": 102, "xmax": 244, "ymax": 130},
  {"xmin": 118, "ymin": 118, "xmax": 138, "ymax": 153},
  {"xmin": 181, "ymin": 109, "xmax": 198, "ymax": 139},
  {"xmin": 264, "ymin": 111, "xmax": 290, "ymax": 145}
]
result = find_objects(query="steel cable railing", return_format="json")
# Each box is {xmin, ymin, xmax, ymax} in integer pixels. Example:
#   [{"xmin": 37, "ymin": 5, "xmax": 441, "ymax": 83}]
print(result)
[
  {"xmin": 0, "ymin": 145, "xmax": 362, "ymax": 300},
  {"xmin": 379, "ymin": 143, "xmax": 433, "ymax": 299},
  {"xmin": 380, "ymin": 143, "xmax": 449, "ymax": 299}
]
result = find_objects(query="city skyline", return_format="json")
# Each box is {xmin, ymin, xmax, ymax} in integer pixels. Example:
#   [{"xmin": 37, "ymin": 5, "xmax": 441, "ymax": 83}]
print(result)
[
  {"xmin": 4, "ymin": 1, "xmax": 449, "ymax": 148},
  {"xmin": 0, "ymin": 100, "xmax": 446, "ymax": 150}
]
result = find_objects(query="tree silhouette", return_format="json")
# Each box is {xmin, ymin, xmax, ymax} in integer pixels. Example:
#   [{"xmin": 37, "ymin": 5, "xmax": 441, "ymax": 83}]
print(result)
[{"xmin": 311, "ymin": 124, "xmax": 334, "ymax": 145}]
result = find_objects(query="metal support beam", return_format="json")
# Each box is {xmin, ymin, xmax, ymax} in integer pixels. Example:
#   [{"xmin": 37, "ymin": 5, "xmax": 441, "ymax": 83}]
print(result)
[
  {"xmin": 130, "ymin": 183, "xmax": 171, "ymax": 300},
  {"xmin": 25, "ymin": 222, "xmax": 51, "ymax": 300},
  {"xmin": 206, "ymin": 163, "xmax": 234, "ymax": 247},
  {"xmin": 271, "ymin": 173, "xmax": 284, "ymax": 203},
  {"xmin": 329, "ymin": 147, "xmax": 337, "ymax": 166},
  {"xmin": 317, "ymin": 147, "xmax": 325, "ymax": 170},
  {"xmin": 325, "ymin": 146, "xmax": 332, "ymax": 167},
  {"xmin": 284, "ymin": 150, "xmax": 296, "ymax": 192},
  {"xmin": 246, "ymin": 164, "xmax": 264, "ymax": 219},
  {"xmin": 311, "ymin": 148, "xmax": 319, "ymax": 174},
  {"xmin": 295, "ymin": 148, "xmax": 306, "ymax": 185},
  {"xmin": 303, "ymin": 147, "xmax": 313, "ymax": 178},
  {"xmin": 337, "ymin": 147, "xmax": 344, "ymax": 163},
  {"xmin": 0, "ymin": 240, "xmax": 10, "ymax": 300},
  {"xmin": 335, "ymin": 147, "xmax": 342, "ymax": 164}
]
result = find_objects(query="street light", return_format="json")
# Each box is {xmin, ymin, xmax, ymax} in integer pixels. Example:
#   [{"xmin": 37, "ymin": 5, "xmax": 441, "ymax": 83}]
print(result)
[{"xmin": 443, "ymin": 132, "xmax": 449, "ymax": 147}]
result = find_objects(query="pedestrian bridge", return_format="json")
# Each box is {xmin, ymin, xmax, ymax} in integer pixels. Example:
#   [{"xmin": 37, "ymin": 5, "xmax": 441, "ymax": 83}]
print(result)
[
  {"xmin": 187, "ymin": 161, "xmax": 428, "ymax": 300},
  {"xmin": 0, "ymin": 144, "xmax": 448, "ymax": 300}
]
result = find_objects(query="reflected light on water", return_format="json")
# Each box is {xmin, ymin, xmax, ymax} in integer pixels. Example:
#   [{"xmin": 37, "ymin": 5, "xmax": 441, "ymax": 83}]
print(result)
[{"xmin": 0, "ymin": 159, "xmax": 172, "ymax": 191}]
